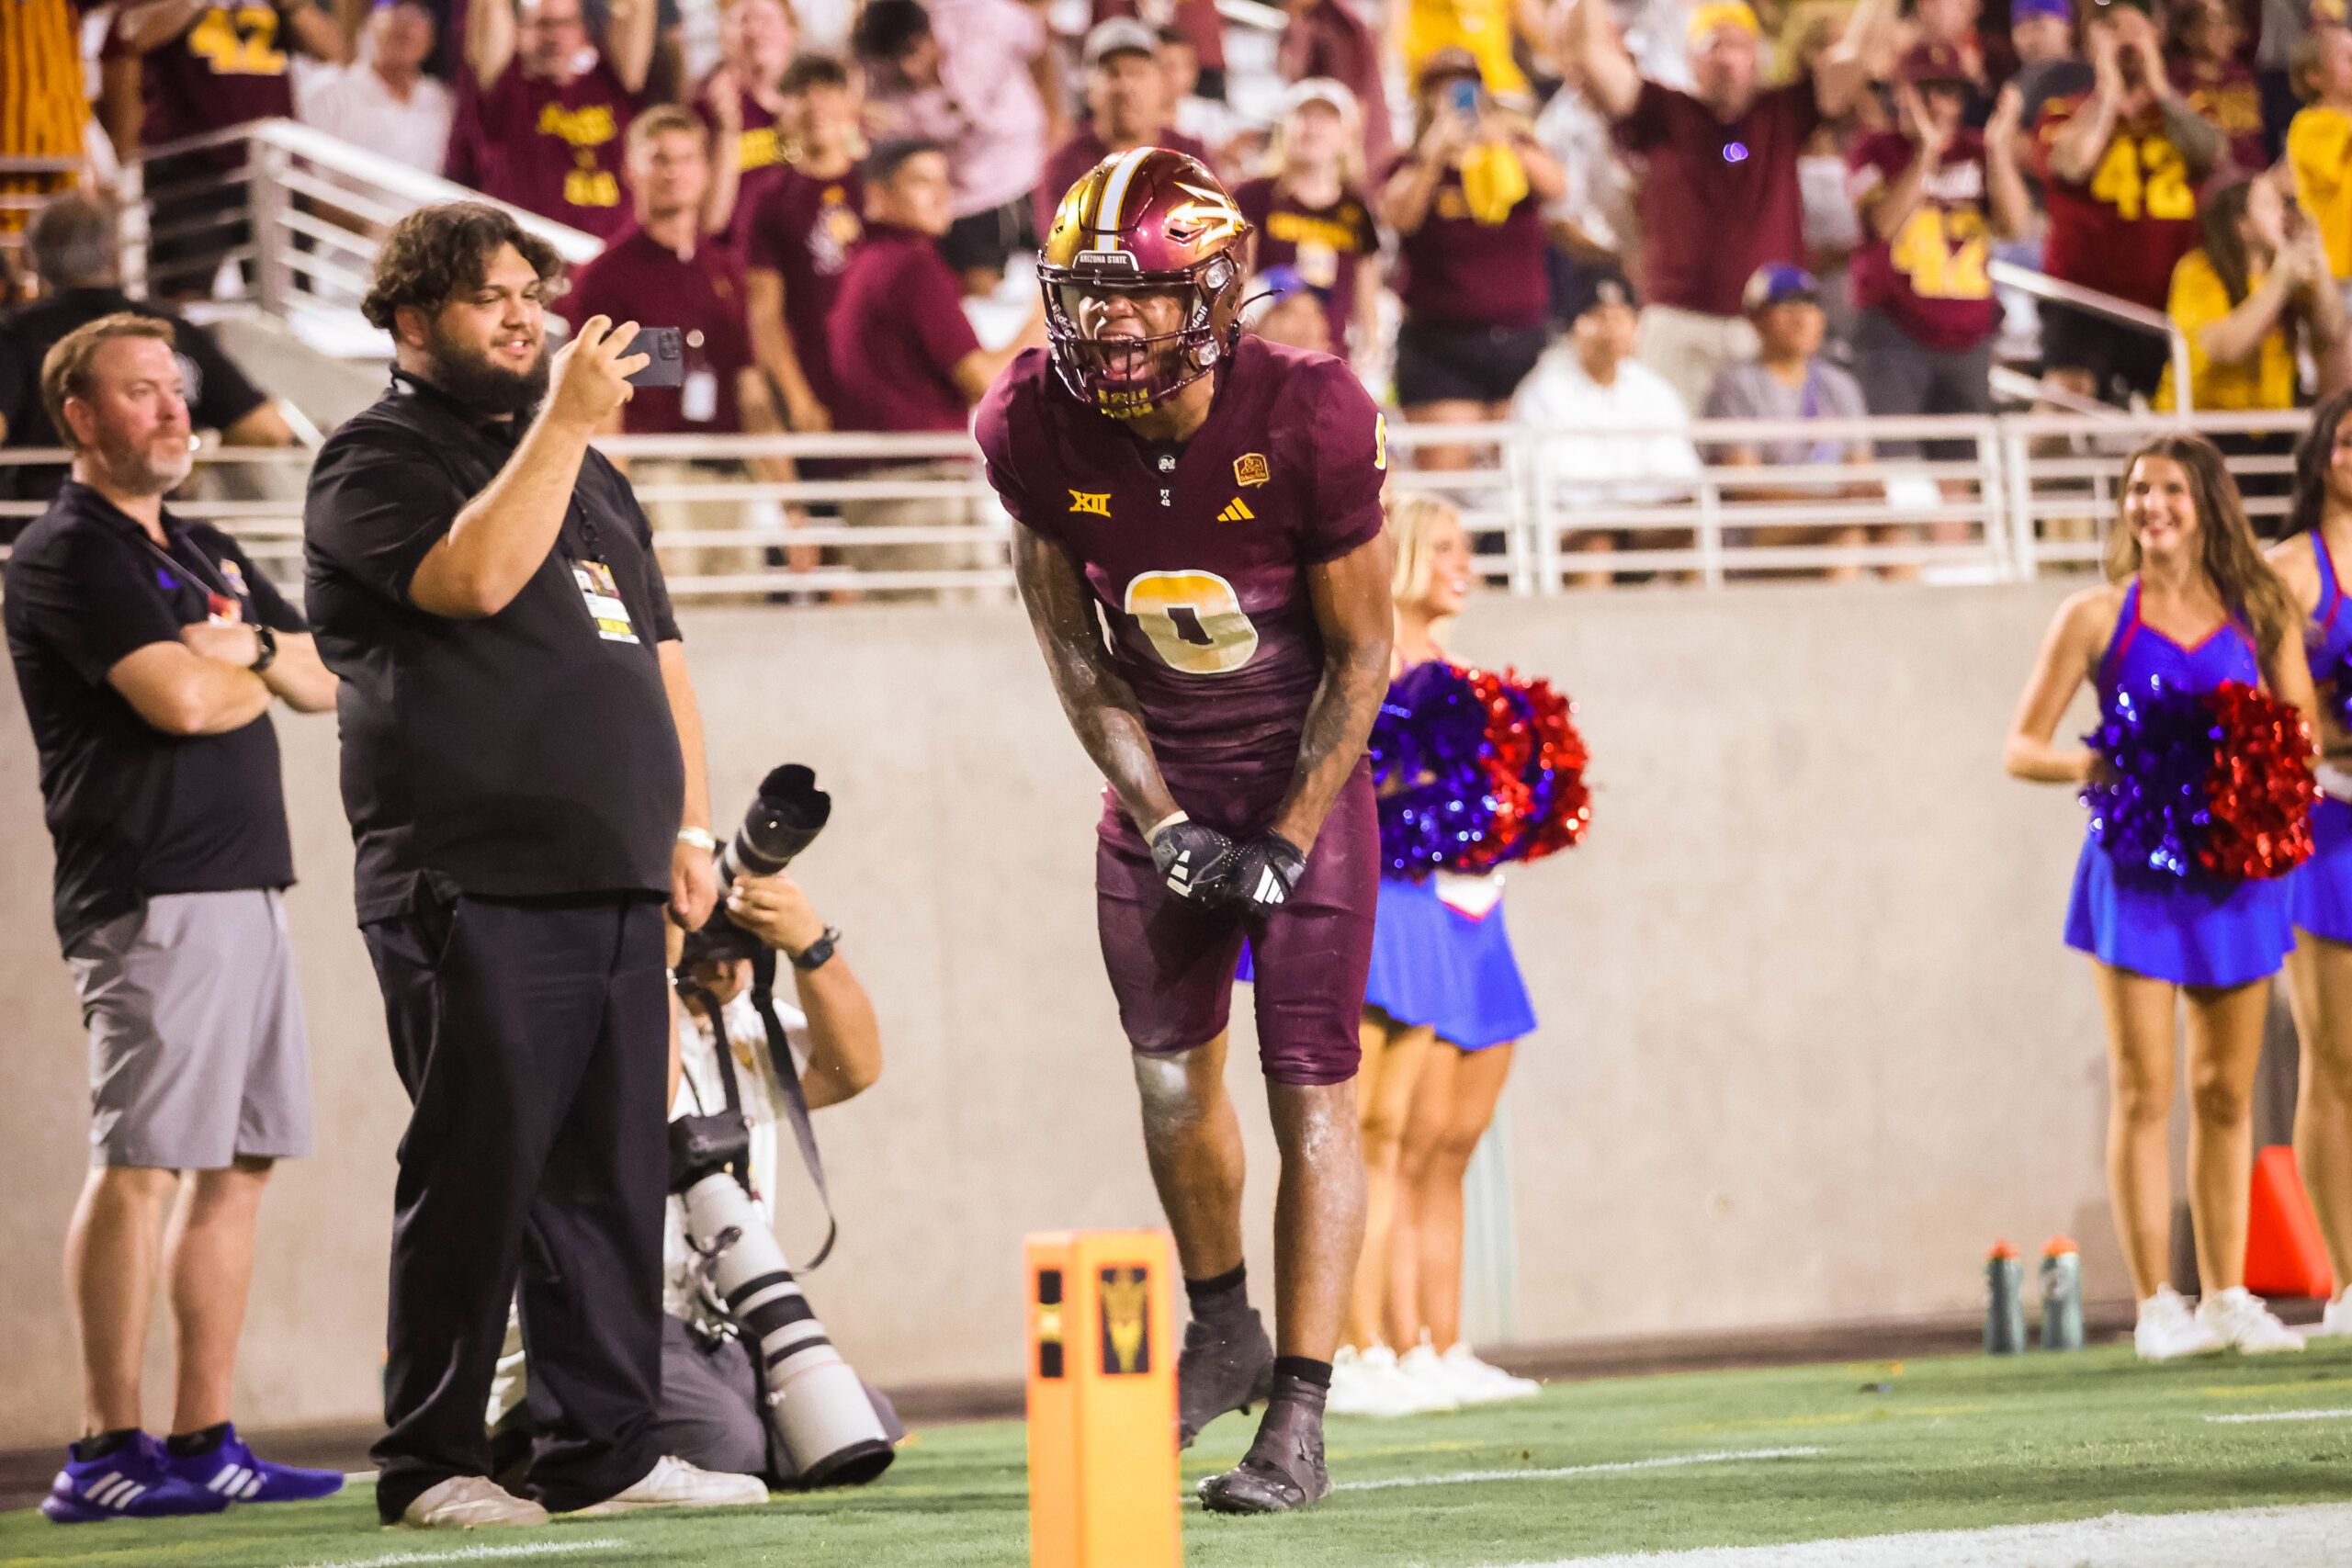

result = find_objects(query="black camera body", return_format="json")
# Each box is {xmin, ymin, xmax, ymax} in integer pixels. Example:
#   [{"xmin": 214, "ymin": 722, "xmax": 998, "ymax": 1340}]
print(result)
[
  {"xmin": 678, "ymin": 765, "xmax": 833, "ymax": 970},
  {"xmin": 668, "ymin": 1108, "xmax": 752, "ymax": 1196}
]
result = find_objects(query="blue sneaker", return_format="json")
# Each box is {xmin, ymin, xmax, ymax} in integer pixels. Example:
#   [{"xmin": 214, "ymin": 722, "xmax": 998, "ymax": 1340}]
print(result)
[
  {"xmin": 42, "ymin": 1432, "xmax": 232, "ymax": 1523},
  {"xmin": 162, "ymin": 1423, "xmax": 347, "ymax": 1504}
]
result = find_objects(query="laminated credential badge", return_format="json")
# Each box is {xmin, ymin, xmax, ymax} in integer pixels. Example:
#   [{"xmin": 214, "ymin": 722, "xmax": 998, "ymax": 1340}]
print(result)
[{"xmin": 573, "ymin": 559, "xmax": 640, "ymax": 644}]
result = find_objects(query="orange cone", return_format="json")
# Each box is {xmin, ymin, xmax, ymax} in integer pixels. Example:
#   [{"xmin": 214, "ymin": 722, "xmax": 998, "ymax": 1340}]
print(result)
[{"xmin": 2244, "ymin": 1145, "xmax": 2336, "ymax": 1299}]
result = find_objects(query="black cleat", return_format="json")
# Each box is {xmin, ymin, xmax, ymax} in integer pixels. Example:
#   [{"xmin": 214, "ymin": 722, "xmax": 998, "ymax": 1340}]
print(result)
[
  {"xmin": 1176, "ymin": 1308, "xmax": 1275, "ymax": 1449},
  {"xmin": 1197, "ymin": 1392, "xmax": 1330, "ymax": 1515}
]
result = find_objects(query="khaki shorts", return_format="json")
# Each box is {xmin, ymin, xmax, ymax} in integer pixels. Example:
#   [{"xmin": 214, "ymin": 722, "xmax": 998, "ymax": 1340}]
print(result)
[
  {"xmin": 1636, "ymin": 305, "xmax": 1760, "ymax": 416},
  {"xmin": 69, "ymin": 888, "xmax": 313, "ymax": 1169}
]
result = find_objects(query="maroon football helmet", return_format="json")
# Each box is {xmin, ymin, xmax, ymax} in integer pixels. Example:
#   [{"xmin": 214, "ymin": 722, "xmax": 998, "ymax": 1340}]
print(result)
[{"xmin": 1037, "ymin": 147, "xmax": 1253, "ymax": 419}]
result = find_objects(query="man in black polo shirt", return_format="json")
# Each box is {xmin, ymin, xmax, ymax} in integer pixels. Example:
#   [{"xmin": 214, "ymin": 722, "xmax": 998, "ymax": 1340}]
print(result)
[
  {"xmin": 0, "ymin": 192, "xmax": 297, "ymax": 512},
  {"xmin": 303, "ymin": 201, "xmax": 761, "ymax": 1529},
  {"xmin": 5, "ymin": 312, "xmax": 344, "ymax": 1524}
]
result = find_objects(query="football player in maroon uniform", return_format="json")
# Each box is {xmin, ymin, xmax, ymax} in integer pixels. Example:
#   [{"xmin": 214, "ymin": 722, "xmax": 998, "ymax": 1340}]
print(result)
[{"xmin": 977, "ymin": 147, "xmax": 1393, "ymax": 1514}]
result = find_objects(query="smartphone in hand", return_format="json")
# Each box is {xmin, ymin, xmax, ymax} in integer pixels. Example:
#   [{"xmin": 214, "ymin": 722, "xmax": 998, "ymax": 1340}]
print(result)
[{"xmin": 625, "ymin": 327, "xmax": 686, "ymax": 388}]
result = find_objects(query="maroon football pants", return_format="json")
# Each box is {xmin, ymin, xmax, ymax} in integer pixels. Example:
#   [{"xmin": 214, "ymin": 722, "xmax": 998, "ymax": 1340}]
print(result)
[{"xmin": 1093, "ymin": 759, "xmax": 1376, "ymax": 1085}]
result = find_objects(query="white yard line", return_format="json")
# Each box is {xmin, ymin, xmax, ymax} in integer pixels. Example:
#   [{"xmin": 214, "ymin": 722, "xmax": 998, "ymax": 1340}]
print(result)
[
  {"xmin": 2206, "ymin": 1406, "xmax": 2352, "ymax": 1423},
  {"xmin": 1505, "ymin": 1504, "xmax": 2352, "ymax": 1567},
  {"xmin": 293, "ymin": 1538, "xmax": 627, "ymax": 1568},
  {"xmin": 1332, "ymin": 1447, "xmax": 1823, "ymax": 1493}
]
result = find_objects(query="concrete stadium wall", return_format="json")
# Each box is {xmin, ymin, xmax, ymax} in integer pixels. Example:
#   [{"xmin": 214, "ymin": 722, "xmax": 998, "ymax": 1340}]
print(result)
[{"xmin": 0, "ymin": 581, "xmax": 2126, "ymax": 1448}]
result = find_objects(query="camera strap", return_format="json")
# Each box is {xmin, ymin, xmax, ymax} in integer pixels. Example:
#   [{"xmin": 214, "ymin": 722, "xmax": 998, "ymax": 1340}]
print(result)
[{"xmin": 751, "ymin": 946, "xmax": 838, "ymax": 1269}]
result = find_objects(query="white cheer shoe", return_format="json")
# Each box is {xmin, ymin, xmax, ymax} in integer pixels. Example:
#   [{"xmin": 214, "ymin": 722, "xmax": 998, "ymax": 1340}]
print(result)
[
  {"xmin": 2307, "ymin": 1289, "xmax": 2352, "ymax": 1338},
  {"xmin": 1425, "ymin": 1338, "xmax": 1541, "ymax": 1404},
  {"xmin": 396, "ymin": 1475, "xmax": 548, "ymax": 1529},
  {"xmin": 568, "ymin": 1455, "xmax": 770, "ymax": 1515},
  {"xmin": 2197, "ymin": 1287, "xmax": 2306, "ymax": 1354},
  {"xmin": 2134, "ymin": 1285, "xmax": 2226, "ymax": 1360},
  {"xmin": 1329, "ymin": 1344, "xmax": 1456, "ymax": 1416}
]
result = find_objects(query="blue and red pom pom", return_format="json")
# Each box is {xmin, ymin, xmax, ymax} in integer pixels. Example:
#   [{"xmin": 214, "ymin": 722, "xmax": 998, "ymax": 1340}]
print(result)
[
  {"xmin": 1369, "ymin": 662, "xmax": 1591, "ymax": 878},
  {"xmin": 2082, "ymin": 675, "xmax": 2314, "ymax": 884}
]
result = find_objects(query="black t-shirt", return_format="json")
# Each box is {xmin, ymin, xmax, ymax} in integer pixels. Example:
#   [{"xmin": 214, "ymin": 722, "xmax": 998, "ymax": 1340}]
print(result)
[
  {"xmin": 0, "ymin": 290, "xmax": 270, "ymax": 512},
  {"xmin": 4, "ymin": 482, "xmax": 307, "ymax": 953},
  {"xmin": 302, "ymin": 370, "xmax": 685, "ymax": 922}
]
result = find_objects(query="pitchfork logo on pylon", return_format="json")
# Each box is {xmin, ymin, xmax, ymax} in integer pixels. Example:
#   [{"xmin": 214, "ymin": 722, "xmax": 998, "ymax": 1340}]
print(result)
[{"xmin": 1098, "ymin": 1268, "xmax": 1150, "ymax": 1375}]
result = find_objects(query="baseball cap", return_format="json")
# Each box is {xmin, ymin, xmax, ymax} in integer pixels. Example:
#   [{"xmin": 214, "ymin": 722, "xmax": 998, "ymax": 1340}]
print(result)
[
  {"xmin": 1898, "ymin": 39, "xmax": 1971, "ymax": 84},
  {"xmin": 1280, "ymin": 76, "xmax": 1360, "ymax": 120},
  {"xmin": 1084, "ymin": 17, "xmax": 1159, "ymax": 67},
  {"xmin": 1414, "ymin": 45, "xmax": 1484, "ymax": 91},
  {"xmin": 1686, "ymin": 0, "xmax": 1761, "ymax": 46},
  {"xmin": 2010, "ymin": 0, "xmax": 2071, "ymax": 21},
  {"xmin": 1558, "ymin": 264, "xmax": 1639, "ymax": 323},
  {"xmin": 1742, "ymin": 263, "xmax": 1819, "ymax": 312}
]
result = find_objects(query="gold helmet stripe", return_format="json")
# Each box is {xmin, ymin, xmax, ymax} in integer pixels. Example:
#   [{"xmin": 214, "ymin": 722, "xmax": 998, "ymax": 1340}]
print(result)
[{"xmin": 1092, "ymin": 145, "xmax": 1157, "ymax": 252}]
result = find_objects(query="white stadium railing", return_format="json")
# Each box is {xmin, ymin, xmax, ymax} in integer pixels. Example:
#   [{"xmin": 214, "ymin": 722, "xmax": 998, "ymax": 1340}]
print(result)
[{"xmin": 0, "ymin": 411, "xmax": 2320, "ymax": 600}]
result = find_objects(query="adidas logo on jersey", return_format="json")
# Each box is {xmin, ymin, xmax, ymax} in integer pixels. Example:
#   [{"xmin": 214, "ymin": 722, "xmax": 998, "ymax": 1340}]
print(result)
[{"xmin": 1216, "ymin": 498, "xmax": 1254, "ymax": 524}]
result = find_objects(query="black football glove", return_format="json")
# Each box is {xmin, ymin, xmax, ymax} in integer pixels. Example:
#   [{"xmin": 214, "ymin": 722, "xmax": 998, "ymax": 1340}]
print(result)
[
  {"xmin": 1203, "ymin": 832, "xmax": 1307, "ymax": 921},
  {"xmin": 1148, "ymin": 814, "xmax": 1242, "ymax": 905}
]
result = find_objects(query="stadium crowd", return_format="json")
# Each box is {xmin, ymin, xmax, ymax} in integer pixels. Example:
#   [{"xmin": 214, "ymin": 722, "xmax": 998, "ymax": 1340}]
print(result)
[{"xmin": 14, "ymin": 0, "xmax": 2352, "ymax": 576}]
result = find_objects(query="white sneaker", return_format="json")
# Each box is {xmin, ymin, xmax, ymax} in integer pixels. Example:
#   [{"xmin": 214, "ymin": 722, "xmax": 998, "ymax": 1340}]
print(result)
[
  {"xmin": 1358, "ymin": 1343, "xmax": 1457, "ymax": 1414},
  {"xmin": 1329, "ymin": 1345, "xmax": 1426, "ymax": 1417},
  {"xmin": 2197, "ymin": 1287, "xmax": 2307, "ymax": 1354},
  {"xmin": 396, "ymin": 1475, "xmax": 548, "ymax": 1529},
  {"xmin": 2308, "ymin": 1290, "xmax": 2352, "ymax": 1338},
  {"xmin": 567, "ymin": 1456, "xmax": 770, "ymax": 1515},
  {"xmin": 2134, "ymin": 1285, "xmax": 2226, "ymax": 1360},
  {"xmin": 1436, "ymin": 1339, "xmax": 1542, "ymax": 1404}
]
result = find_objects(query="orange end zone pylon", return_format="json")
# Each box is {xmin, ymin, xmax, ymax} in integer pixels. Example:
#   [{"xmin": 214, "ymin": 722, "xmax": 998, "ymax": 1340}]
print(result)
[
  {"xmin": 2245, "ymin": 1145, "xmax": 2336, "ymax": 1300},
  {"xmin": 1025, "ymin": 1230, "xmax": 1182, "ymax": 1568}
]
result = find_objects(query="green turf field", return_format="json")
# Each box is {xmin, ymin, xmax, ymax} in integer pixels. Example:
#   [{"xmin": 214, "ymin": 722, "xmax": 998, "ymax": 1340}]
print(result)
[{"xmin": 6, "ymin": 1338, "xmax": 2351, "ymax": 1568}]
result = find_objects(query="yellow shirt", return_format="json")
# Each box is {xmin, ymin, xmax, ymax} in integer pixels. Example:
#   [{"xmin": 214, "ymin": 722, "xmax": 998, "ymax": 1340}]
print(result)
[
  {"xmin": 2155, "ymin": 246, "xmax": 2298, "ymax": 412},
  {"xmin": 1403, "ymin": 0, "xmax": 1528, "ymax": 98},
  {"xmin": 2288, "ymin": 106, "xmax": 2352, "ymax": 279}
]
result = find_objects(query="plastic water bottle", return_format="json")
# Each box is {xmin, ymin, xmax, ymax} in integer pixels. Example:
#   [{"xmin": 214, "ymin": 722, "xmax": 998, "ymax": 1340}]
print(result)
[
  {"xmin": 1984, "ymin": 1240, "xmax": 2025, "ymax": 1354},
  {"xmin": 2040, "ymin": 1236, "xmax": 2084, "ymax": 1350}
]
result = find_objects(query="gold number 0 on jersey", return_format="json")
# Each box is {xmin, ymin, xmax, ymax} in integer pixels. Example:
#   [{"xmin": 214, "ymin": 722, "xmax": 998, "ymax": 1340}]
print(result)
[{"xmin": 1124, "ymin": 570, "xmax": 1260, "ymax": 675}]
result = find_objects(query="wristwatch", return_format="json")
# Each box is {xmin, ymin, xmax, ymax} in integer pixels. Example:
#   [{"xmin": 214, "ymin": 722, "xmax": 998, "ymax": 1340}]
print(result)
[
  {"xmin": 248, "ymin": 624, "xmax": 277, "ymax": 673},
  {"xmin": 790, "ymin": 925, "xmax": 842, "ymax": 971}
]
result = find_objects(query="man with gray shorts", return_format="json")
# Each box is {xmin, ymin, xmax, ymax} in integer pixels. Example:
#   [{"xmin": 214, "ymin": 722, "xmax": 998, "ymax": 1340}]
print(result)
[{"xmin": 2, "ymin": 313, "xmax": 343, "ymax": 1524}]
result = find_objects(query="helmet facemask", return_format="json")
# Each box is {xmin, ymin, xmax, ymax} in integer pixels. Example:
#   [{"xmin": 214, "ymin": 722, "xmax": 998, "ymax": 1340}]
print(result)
[{"xmin": 1040, "ymin": 249, "xmax": 1243, "ymax": 419}]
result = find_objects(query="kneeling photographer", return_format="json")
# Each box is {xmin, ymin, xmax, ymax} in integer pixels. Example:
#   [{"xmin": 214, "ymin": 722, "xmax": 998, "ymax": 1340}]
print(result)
[{"xmin": 659, "ymin": 863, "xmax": 899, "ymax": 1485}]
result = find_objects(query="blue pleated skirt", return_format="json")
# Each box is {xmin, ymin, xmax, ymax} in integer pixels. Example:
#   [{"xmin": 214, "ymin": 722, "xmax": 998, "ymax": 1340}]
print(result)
[
  {"xmin": 1244, "ymin": 874, "xmax": 1536, "ymax": 1049},
  {"xmin": 2291, "ymin": 795, "xmax": 2352, "ymax": 943},
  {"xmin": 2064, "ymin": 836, "xmax": 2294, "ymax": 987}
]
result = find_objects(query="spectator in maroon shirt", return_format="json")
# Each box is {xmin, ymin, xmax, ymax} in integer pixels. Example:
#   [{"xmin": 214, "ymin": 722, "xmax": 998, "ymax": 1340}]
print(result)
[
  {"xmin": 2168, "ymin": 0, "xmax": 2269, "ymax": 175},
  {"xmin": 1276, "ymin": 0, "xmax": 1394, "ymax": 171},
  {"xmin": 829, "ymin": 139, "xmax": 1043, "ymax": 590},
  {"xmin": 1035, "ymin": 19, "xmax": 1210, "ymax": 236},
  {"xmin": 444, "ymin": 0, "xmax": 658, "ymax": 239},
  {"xmin": 1234, "ymin": 78, "xmax": 1382, "ymax": 362},
  {"xmin": 1378, "ymin": 48, "xmax": 1566, "ymax": 470},
  {"xmin": 695, "ymin": 0, "xmax": 801, "ymax": 256},
  {"xmin": 746, "ymin": 52, "xmax": 866, "ymax": 433},
  {"xmin": 110, "ymin": 0, "xmax": 348, "ymax": 299},
  {"xmin": 1566, "ymin": 0, "xmax": 1890, "ymax": 412},
  {"xmin": 565, "ymin": 104, "xmax": 777, "ymax": 582}
]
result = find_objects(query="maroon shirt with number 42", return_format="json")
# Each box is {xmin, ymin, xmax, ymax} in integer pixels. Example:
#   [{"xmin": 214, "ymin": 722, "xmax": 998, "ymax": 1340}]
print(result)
[
  {"xmin": 119, "ymin": 6, "xmax": 296, "ymax": 165},
  {"xmin": 1846, "ymin": 128, "xmax": 2001, "ymax": 352},
  {"xmin": 443, "ymin": 61, "xmax": 641, "ymax": 239},
  {"xmin": 564, "ymin": 228, "xmax": 752, "ymax": 434},
  {"xmin": 975, "ymin": 336, "xmax": 1387, "ymax": 772}
]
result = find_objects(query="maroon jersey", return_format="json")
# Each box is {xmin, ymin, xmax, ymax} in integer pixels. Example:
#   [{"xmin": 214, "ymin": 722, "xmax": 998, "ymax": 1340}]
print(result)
[
  {"xmin": 827, "ymin": 222, "xmax": 980, "ymax": 433},
  {"xmin": 697, "ymin": 85, "xmax": 788, "ymax": 256},
  {"xmin": 564, "ymin": 229, "xmax": 752, "ymax": 434},
  {"xmin": 443, "ymin": 61, "xmax": 639, "ymax": 239},
  {"xmin": 1617, "ymin": 78, "xmax": 1817, "ymax": 317},
  {"xmin": 745, "ymin": 165, "xmax": 864, "ymax": 414},
  {"xmin": 976, "ymin": 336, "xmax": 1386, "ymax": 773},
  {"xmin": 1846, "ymin": 129, "xmax": 2000, "ymax": 352},
  {"xmin": 130, "ymin": 6, "xmax": 297, "ymax": 162},
  {"xmin": 2170, "ymin": 57, "xmax": 2267, "ymax": 175},
  {"xmin": 1379, "ymin": 152, "xmax": 1547, "ymax": 331},
  {"xmin": 1234, "ymin": 176, "xmax": 1377, "ymax": 350},
  {"xmin": 2034, "ymin": 92, "xmax": 2201, "ymax": 311}
]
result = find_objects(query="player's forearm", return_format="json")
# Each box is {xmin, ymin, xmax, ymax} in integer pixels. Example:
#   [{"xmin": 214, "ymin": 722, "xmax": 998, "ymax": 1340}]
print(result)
[
  {"xmin": 1060, "ymin": 669, "xmax": 1182, "ymax": 830},
  {"xmin": 1270, "ymin": 635, "xmax": 1389, "ymax": 852}
]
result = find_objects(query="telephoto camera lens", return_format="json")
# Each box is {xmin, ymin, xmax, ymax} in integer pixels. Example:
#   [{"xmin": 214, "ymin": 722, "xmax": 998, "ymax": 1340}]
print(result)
[
  {"xmin": 680, "ymin": 1173, "xmax": 895, "ymax": 1487},
  {"xmin": 720, "ymin": 765, "xmax": 831, "ymax": 886}
]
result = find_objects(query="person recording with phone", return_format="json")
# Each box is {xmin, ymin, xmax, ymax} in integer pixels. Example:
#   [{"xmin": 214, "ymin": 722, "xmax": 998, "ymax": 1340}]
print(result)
[{"xmin": 302, "ymin": 201, "xmax": 761, "ymax": 1530}]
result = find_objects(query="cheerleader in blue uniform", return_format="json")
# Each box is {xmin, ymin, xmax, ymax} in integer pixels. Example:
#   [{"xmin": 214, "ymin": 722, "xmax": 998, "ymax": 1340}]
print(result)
[
  {"xmin": 2007, "ymin": 434, "xmax": 2317, "ymax": 1360},
  {"xmin": 1341, "ymin": 495, "xmax": 1541, "ymax": 1411},
  {"xmin": 2270, "ymin": 389, "xmax": 2352, "ymax": 1340}
]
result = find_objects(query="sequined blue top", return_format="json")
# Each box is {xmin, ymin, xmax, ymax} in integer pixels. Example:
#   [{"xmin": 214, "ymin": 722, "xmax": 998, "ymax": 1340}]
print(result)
[{"xmin": 2098, "ymin": 578, "xmax": 2260, "ymax": 699}]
